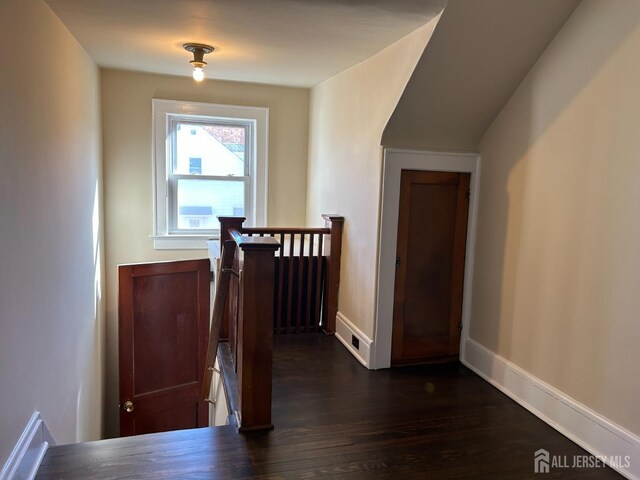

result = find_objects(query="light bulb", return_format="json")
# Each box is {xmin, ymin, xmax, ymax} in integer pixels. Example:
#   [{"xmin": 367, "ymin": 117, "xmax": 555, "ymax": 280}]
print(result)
[{"xmin": 192, "ymin": 67, "xmax": 205, "ymax": 82}]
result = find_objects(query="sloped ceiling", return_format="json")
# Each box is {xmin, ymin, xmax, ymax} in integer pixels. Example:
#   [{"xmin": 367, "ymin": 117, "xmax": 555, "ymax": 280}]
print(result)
[
  {"xmin": 44, "ymin": 0, "xmax": 444, "ymax": 87},
  {"xmin": 383, "ymin": 0, "xmax": 581, "ymax": 151}
]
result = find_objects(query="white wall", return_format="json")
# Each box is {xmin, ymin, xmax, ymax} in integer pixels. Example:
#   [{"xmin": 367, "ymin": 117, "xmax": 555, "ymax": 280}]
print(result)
[
  {"xmin": 306, "ymin": 17, "xmax": 440, "ymax": 340},
  {"xmin": 0, "ymin": 0, "xmax": 103, "ymax": 467},
  {"xmin": 101, "ymin": 69, "xmax": 309, "ymax": 436},
  {"xmin": 473, "ymin": 0, "xmax": 640, "ymax": 436}
]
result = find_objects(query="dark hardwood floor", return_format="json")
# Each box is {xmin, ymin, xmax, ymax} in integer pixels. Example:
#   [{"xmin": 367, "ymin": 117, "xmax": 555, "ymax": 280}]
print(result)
[{"xmin": 37, "ymin": 334, "xmax": 622, "ymax": 479}]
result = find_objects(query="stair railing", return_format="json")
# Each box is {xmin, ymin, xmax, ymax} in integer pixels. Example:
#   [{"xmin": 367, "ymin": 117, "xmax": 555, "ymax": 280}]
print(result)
[{"xmin": 204, "ymin": 214, "xmax": 343, "ymax": 431}]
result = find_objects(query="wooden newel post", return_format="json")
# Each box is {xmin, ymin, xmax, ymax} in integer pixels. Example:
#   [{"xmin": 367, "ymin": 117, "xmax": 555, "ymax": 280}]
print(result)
[
  {"xmin": 219, "ymin": 217, "xmax": 246, "ymax": 243},
  {"xmin": 322, "ymin": 214, "xmax": 344, "ymax": 335},
  {"xmin": 217, "ymin": 217, "xmax": 246, "ymax": 341},
  {"xmin": 234, "ymin": 234, "xmax": 280, "ymax": 431}
]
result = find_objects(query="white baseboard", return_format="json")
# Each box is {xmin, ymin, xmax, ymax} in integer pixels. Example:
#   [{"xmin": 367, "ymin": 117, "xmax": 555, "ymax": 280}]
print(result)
[
  {"xmin": 335, "ymin": 312, "xmax": 373, "ymax": 368},
  {"xmin": 462, "ymin": 338, "xmax": 639, "ymax": 480},
  {"xmin": 0, "ymin": 412, "xmax": 55, "ymax": 480}
]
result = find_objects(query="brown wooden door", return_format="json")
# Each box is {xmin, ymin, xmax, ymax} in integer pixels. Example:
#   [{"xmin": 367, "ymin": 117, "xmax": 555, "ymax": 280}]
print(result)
[
  {"xmin": 391, "ymin": 170, "xmax": 470, "ymax": 365},
  {"xmin": 118, "ymin": 259, "xmax": 210, "ymax": 436}
]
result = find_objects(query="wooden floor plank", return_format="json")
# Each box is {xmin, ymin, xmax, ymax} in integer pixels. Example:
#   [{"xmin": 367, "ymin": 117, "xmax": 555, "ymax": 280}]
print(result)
[{"xmin": 36, "ymin": 334, "xmax": 622, "ymax": 479}]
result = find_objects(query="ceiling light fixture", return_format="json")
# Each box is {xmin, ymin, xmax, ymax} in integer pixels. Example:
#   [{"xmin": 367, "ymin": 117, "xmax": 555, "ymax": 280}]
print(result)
[{"xmin": 183, "ymin": 43, "xmax": 215, "ymax": 82}]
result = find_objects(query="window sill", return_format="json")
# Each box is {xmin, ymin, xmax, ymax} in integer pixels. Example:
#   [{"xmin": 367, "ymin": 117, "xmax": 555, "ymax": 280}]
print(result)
[{"xmin": 151, "ymin": 235, "xmax": 219, "ymax": 250}]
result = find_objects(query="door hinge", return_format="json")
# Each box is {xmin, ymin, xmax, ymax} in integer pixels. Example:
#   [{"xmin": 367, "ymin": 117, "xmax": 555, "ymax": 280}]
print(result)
[
  {"xmin": 458, "ymin": 322, "xmax": 463, "ymax": 331},
  {"xmin": 395, "ymin": 256, "xmax": 401, "ymax": 267},
  {"xmin": 466, "ymin": 188, "xmax": 471, "ymax": 200}
]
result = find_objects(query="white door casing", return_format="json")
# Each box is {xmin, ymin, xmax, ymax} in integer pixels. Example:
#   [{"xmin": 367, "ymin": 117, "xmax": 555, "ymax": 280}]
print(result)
[{"xmin": 372, "ymin": 148, "xmax": 481, "ymax": 369}]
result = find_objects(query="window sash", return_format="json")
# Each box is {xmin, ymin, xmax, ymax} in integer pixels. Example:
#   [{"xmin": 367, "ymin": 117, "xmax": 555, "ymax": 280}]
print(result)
[
  {"xmin": 166, "ymin": 116, "xmax": 254, "ymax": 235},
  {"xmin": 168, "ymin": 117, "xmax": 253, "ymax": 177},
  {"xmin": 167, "ymin": 175, "xmax": 249, "ymax": 235}
]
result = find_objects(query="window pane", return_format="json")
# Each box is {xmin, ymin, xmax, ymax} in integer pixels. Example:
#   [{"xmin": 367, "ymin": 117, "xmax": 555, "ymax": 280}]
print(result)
[
  {"xmin": 176, "ymin": 178, "xmax": 244, "ymax": 231},
  {"xmin": 174, "ymin": 123, "xmax": 245, "ymax": 176},
  {"xmin": 189, "ymin": 157, "xmax": 202, "ymax": 174}
]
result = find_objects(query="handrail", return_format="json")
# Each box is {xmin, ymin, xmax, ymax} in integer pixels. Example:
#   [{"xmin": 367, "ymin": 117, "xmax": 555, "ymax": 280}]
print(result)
[
  {"xmin": 201, "ymin": 240, "xmax": 236, "ymax": 401},
  {"xmin": 241, "ymin": 227, "xmax": 330, "ymax": 235},
  {"xmin": 229, "ymin": 228, "xmax": 282, "ymax": 250}
]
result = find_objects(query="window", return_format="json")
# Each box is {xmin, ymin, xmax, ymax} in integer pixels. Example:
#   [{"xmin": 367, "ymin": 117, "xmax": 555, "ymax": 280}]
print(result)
[
  {"xmin": 188, "ymin": 157, "xmax": 202, "ymax": 175},
  {"xmin": 152, "ymin": 99, "xmax": 268, "ymax": 249}
]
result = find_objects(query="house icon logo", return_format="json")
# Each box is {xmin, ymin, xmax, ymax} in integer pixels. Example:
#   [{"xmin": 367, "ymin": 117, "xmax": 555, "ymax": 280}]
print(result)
[{"xmin": 534, "ymin": 449, "xmax": 550, "ymax": 473}]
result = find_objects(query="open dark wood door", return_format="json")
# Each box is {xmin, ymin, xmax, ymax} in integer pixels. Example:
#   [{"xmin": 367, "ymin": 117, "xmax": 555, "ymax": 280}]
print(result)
[
  {"xmin": 391, "ymin": 170, "xmax": 470, "ymax": 365},
  {"xmin": 118, "ymin": 259, "xmax": 210, "ymax": 436}
]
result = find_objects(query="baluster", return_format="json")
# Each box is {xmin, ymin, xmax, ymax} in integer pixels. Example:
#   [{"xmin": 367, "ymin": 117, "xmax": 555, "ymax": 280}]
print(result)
[
  {"xmin": 287, "ymin": 233, "xmax": 295, "ymax": 334},
  {"xmin": 296, "ymin": 233, "xmax": 305, "ymax": 333},
  {"xmin": 267, "ymin": 232, "xmax": 278, "ymax": 335},
  {"xmin": 314, "ymin": 233, "xmax": 324, "ymax": 330},
  {"xmin": 306, "ymin": 233, "xmax": 315, "ymax": 332},
  {"xmin": 231, "ymin": 248, "xmax": 240, "ymax": 363},
  {"xmin": 277, "ymin": 233, "xmax": 285, "ymax": 334}
]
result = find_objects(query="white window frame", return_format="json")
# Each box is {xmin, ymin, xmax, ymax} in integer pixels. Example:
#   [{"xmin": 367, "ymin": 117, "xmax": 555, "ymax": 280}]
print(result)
[{"xmin": 152, "ymin": 99, "xmax": 268, "ymax": 250}]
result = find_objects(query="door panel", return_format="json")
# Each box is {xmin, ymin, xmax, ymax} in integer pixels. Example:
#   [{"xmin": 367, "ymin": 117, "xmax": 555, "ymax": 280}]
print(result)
[
  {"xmin": 392, "ymin": 170, "xmax": 470, "ymax": 365},
  {"xmin": 118, "ymin": 259, "xmax": 210, "ymax": 436},
  {"xmin": 132, "ymin": 271, "xmax": 199, "ymax": 395}
]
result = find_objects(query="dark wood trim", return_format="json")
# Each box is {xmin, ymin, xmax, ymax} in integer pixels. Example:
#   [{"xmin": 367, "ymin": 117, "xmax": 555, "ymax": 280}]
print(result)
[
  {"xmin": 236, "ymin": 243, "xmax": 279, "ymax": 431},
  {"xmin": 201, "ymin": 240, "xmax": 236, "ymax": 400},
  {"xmin": 277, "ymin": 233, "xmax": 285, "ymax": 334},
  {"xmin": 287, "ymin": 234, "xmax": 295, "ymax": 334},
  {"xmin": 391, "ymin": 172, "xmax": 412, "ymax": 364},
  {"xmin": 218, "ymin": 215, "xmax": 343, "ymax": 336},
  {"xmin": 241, "ymin": 227, "xmax": 330, "ymax": 235},
  {"xmin": 230, "ymin": 228, "xmax": 281, "ymax": 250},
  {"xmin": 449, "ymin": 173, "xmax": 471, "ymax": 355},
  {"xmin": 218, "ymin": 217, "xmax": 245, "ymax": 341},
  {"xmin": 296, "ymin": 234, "xmax": 305, "ymax": 333},
  {"xmin": 315, "ymin": 234, "xmax": 324, "ymax": 333},
  {"xmin": 321, "ymin": 214, "xmax": 344, "ymax": 334}
]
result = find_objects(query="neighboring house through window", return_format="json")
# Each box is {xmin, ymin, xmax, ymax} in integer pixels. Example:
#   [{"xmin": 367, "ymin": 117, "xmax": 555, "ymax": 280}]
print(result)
[
  {"xmin": 152, "ymin": 99, "xmax": 268, "ymax": 249},
  {"xmin": 189, "ymin": 157, "xmax": 202, "ymax": 175}
]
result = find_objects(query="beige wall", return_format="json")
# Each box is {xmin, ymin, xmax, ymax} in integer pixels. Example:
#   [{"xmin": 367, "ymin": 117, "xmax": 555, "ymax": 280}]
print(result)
[
  {"xmin": 101, "ymin": 69, "xmax": 309, "ymax": 436},
  {"xmin": 306, "ymin": 18, "xmax": 440, "ymax": 340},
  {"xmin": 0, "ymin": 0, "xmax": 103, "ymax": 466},
  {"xmin": 472, "ymin": 0, "xmax": 640, "ymax": 435}
]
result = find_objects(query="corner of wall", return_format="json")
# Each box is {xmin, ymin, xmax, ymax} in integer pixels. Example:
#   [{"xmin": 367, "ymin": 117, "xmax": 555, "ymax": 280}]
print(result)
[
  {"xmin": 462, "ymin": 338, "xmax": 640, "ymax": 480},
  {"xmin": 306, "ymin": 15, "xmax": 443, "ymax": 346}
]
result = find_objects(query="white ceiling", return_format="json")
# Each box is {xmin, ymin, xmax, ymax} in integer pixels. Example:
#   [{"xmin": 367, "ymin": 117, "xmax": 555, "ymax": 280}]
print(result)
[{"xmin": 44, "ymin": 0, "xmax": 445, "ymax": 87}]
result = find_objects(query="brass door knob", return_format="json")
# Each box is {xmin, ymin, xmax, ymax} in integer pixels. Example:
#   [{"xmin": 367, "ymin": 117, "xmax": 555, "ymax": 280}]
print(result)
[{"xmin": 123, "ymin": 401, "xmax": 134, "ymax": 413}]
